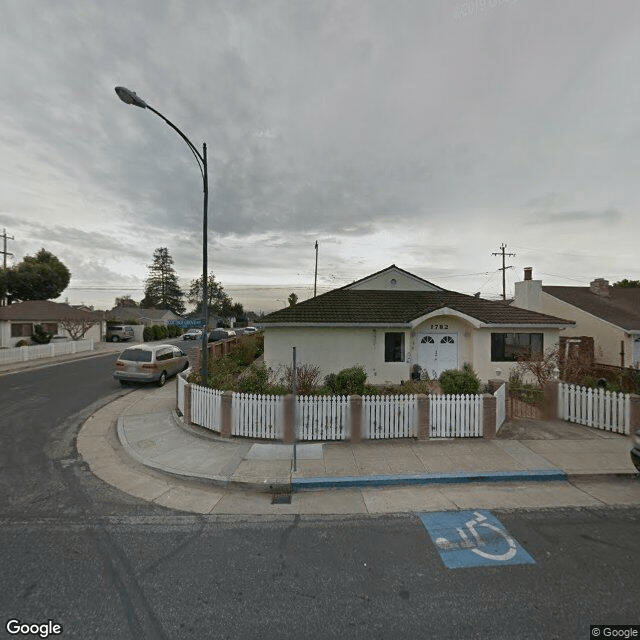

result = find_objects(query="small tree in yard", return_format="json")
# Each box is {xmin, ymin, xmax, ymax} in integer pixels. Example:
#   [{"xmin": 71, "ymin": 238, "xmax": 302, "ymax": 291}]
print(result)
[
  {"xmin": 59, "ymin": 317, "xmax": 98, "ymax": 340},
  {"xmin": 512, "ymin": 346, "xmax": 560, "ymax": 387}
]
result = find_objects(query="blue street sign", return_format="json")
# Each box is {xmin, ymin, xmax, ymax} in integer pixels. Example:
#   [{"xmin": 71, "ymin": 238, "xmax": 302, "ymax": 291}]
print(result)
[
  {"xmin": 168, "ymin": 319, "xmax": 205, "ymax": 327},
  {"xmin": 418, "ymin": 510, "xmax": 535, "ymax": 569}
]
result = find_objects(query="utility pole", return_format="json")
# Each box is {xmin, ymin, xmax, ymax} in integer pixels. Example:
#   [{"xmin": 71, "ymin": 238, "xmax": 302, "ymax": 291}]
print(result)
[
  {"xmin": 1, "ymin": 228, "xmax": 14, "ymax": 306},
  {"xmin": 491, "ymin": 243, "xmax": 516, "ymax": 301},
  {"xmin": 314, "ymin": 241, "xmax": 318, "ymax": 297},
  {"xmin": 1, "ymin": 228, "xmax": 13, "ymax": 270}
]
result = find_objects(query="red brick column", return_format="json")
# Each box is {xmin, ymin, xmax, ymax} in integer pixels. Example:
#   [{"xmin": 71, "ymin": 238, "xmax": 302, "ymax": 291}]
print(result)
[
  {"xmin": 220, "ymin": 390, "xmax": 233, "ymax": 438},
  {"xmin": 350, "ymin": 395, "xmax": 362, "ymax": 442},
  {"xmin": 629, "ymin": 394, "xmax": 640, "ymax": 435},
  {"xmin": 282, "ymin": 395, "xmax": 295, "ymax": 443},
  {"xmin": 543, "ymin": 380, "xmax": 560, "ymax": 421},
  {"xmin": 483, "ymin": 393, "xmax": 496, "ymax": 439},
  {"xmin": 183, "ymin": 384, "xmax": 192, "ymax": 425},
  {"xmin": 417, "ymin": 394, "xmax": 430, "ymax": 440}
]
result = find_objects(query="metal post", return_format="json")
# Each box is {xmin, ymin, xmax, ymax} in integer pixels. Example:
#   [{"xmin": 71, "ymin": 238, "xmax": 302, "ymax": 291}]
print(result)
[
  {"xmin": 314, "ymin": 241, "xmax": 318, "ymax": 298},
  {"xmin": 201, "ymin": 142, "xmax": 209, "ymax": 386},
  {"xmin": 292, "ymin": 346, "xmax": 297, "ymax": 472}
]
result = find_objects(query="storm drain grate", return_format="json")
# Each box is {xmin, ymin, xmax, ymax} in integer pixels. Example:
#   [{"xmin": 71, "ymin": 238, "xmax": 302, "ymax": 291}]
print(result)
[{"xmin": 270, "ymin": 484, "xmax": 292, "ymax": 504}]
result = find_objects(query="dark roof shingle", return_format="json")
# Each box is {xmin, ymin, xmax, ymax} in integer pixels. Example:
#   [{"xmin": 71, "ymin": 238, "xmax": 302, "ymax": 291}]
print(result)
[{"xmin": 263, "ymin": 289, "xmax": 573, "ymax": 326}]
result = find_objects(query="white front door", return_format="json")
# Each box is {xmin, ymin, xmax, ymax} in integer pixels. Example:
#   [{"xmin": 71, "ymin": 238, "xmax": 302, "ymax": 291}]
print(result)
[{"xmin": 419, "ymin": 333, "xmax": 458, "ymax": 378}]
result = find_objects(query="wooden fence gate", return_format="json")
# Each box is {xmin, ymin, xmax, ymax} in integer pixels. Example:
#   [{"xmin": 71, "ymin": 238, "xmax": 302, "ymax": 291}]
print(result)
[{"xmin": 508, "ymin": 387, "xmax": 545, "ymax": 420}]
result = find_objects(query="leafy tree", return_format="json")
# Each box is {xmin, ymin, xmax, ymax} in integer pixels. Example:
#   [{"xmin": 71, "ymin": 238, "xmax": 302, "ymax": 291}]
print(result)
[
  {"xmin": 288, "ymin": 292, "xmax": 298, "ymax": 307},
  {"xmin": 7, "ymin": 249, "xmax": 70, "ymax": 301},
  {"xmin": 188, "ymin": 273, "xmax": 234, "ymax": 318},
  {"xmin": 114, "ymin": 295, "xmax": 138, "ymax": 307},
  {"xmin": 612, "ymin": 279, "xmax": 640, "ymax": 288},
  {"xmin": 141, "ymin": 248, "xmax": 185, "ymax": 313}
]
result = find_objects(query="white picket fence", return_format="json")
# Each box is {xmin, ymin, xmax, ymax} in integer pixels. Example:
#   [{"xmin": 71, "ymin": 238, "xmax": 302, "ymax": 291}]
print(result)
[
  {"xmin": 297, "ymin": 395, "xmax": 350, "ymax": 440},
  {"xmin": 191, "ymin": 385, "xmax": 223, "ymax": 431},
  {"xmin": 430, "ymin": 394, "xmax": 483, "ymax": 438},
  {"xmin": 233, "ymin": 393, "xmax": 283, "ymax": 439},
  {"xmin": 494, "ymin": 383, "xmax": 506, "ymax": 431},
  {"xmin": 177, "ymin": 372, "xmax": 188, "ymax": 415},
  {"xmin": 558, "ymin": 382, "xmax": 630, "ymax": 435},
  {"xmin": 363, "ymin": 394, "xmax": 418, "ymax": 439},
  {"xmin": 0, "ymin": 338, "xmax": 94, "ymax": 365}
]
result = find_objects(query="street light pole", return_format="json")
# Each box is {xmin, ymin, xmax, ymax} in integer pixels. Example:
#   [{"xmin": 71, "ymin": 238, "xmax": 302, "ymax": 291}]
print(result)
[{"xmin": 115, "ymin": 86, "xmax": 209, "ymax": 386}]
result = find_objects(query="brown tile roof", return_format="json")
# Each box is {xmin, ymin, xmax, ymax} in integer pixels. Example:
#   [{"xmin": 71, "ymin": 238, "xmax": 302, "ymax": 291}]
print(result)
[
  {"xmin": 543, "ymin": 286, "xmax": 640, "ymax": 331},
  {"xmin": 263, "ymin": 289, "xmax": 574, "ymax": 326},
  {"xmin": 0, "ymin": 300, "xmax": 101, "ymax": 321}
]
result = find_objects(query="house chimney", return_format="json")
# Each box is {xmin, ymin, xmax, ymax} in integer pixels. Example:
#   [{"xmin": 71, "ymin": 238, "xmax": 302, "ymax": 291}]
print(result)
[
  {"xmin": 589, "ymin": 278, "xmax": 610, "ymax": 297},
  {"xmin": 524, "ymin": 267, "xmax": 532, "ymax": 281}
]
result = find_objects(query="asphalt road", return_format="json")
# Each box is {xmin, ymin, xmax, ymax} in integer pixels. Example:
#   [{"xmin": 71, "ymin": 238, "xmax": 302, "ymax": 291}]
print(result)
[{"xmin": 1, "ymin": 356, "xmax": 639, "ymax": 639}]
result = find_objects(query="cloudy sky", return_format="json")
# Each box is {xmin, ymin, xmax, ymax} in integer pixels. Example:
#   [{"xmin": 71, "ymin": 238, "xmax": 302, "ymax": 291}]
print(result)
[{"xmin": 1, "ymin": 0, "xmax": 639, "ymax": 313}]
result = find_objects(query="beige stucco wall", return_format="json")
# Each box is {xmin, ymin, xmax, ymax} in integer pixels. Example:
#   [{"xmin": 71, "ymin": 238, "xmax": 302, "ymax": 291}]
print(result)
[
  {"xmin": 514, "ymin": 280, "xmax": 632, "ymax": 367},
  {"xmin": 1, "ymin": 320, "xmax": 103, "ymax": 348},
  {"xmin": 264, "ymin": 319, "xmax": 563, "ymax": 385},
  {"xmin": 264, "ymin": 326, "xmax": 413, "ymax": 385},
  {"xmin": 347, "ymin": 268, "xmax": 440, "ymax": 291}
]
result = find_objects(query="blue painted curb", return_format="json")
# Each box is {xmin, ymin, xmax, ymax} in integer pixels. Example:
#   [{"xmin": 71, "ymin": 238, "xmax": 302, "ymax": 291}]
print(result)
[{"xmin": 292, "ymin": 469, "xmax": 567, "ymax": 490}]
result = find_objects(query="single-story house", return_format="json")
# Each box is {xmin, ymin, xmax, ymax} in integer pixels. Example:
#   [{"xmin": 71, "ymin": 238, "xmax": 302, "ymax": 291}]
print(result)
[
  {"xmin": 105, "ymin": 307, "xmax": 183, "ymax": 327},
  {"xmin": 0, "ymin": 300, "xmax": 105, "ymax": 348},
  {"xmin": 262, "ymin": 265, "xmax": 575, "ymax": 385},
  {"xmin": 513, "ymin": 268, "xmax": 640, "ymax": 368}
]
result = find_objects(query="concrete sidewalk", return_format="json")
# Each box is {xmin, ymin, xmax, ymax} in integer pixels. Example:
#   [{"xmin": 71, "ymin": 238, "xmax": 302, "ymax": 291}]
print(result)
[{"xmin": 77, "ymin": 380, "xmax": 640, "ymax": 515}]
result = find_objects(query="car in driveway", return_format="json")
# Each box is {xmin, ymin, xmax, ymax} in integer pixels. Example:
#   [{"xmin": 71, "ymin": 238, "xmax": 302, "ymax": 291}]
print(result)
[
  {"xmin": 113, "ymin": 344, "xmax": 189, "ymax": 387},
  {"xmin": 207, "ymin": 329, "xmax": 236, "ymax": 342},
  {"xmin": 182, "ymin": 328, "xmax": 203, "ymax": 341},
  {"xmin": 243, "ymin": 326, "xmax": 258, "ymax": 335},
  {"xmin": 631, "ymin": 428, "xmax": 640, "ymax": 472},
  {"xmin": 106, "ymin": 325, "xmax": 135, "ymax": 342}
]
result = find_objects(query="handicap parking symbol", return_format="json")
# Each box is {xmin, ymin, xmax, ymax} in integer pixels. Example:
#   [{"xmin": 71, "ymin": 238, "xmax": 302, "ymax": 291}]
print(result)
[{"xmin": 418, "ymin": 510, "xmax": 535, "ymax": 569}]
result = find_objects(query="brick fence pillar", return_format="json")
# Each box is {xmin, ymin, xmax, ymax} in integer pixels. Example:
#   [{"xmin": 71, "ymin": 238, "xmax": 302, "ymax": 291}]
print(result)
[
  {"xmin": 350, "ymin": 395, "xmax": 363, "ymax": 442},
  {"xmin": 483, "ymin": 393, "xmax": 496, "ymax": 439},
  {"xmin": 183, "ymin": 384, "xmax": 192, "ymax": 425},
  {"xmin": 543, "ymin": 380, "xmax": 560, "ymax": 421},
  {"xmin": 220, "ymin": 390, "xmax": 233, "ymax": 438},
  {"xmin": 417, "ymin": 394, "xmax": 430, "ymax": 440},
  {"xmin": 282, "ymin": 395, "xmax": 295, "ymax": 443},
  {"xmin": 629, "ymin": 394, "xmax": 640, "ymax": 435}
]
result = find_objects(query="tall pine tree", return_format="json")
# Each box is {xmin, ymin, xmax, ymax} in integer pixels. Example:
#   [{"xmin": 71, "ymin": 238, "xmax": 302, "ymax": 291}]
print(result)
[{"xmin": 141, "ymin": 247, "xmax": 185, "ymax": 313}]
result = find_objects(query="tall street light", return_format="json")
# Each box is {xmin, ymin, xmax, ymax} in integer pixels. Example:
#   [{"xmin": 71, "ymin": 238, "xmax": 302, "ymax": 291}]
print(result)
[{"xmin": 115, "ymin": 86, "xmax": 209, "ymax": 386}]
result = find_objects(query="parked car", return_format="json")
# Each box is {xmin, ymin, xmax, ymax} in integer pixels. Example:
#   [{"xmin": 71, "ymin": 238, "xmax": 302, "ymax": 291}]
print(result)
[
  {"xmin": 207, "ymin": 329, "xmax": 235, "ymax": 342},
  {"xmin": 113, "ymin": 344, "xmax": 189, "ymax": 387},
  {"xmin": 243, "ymin": 326, "xmax": 258, "ymax": 334},
  {"xmin": 106, "ymin": 325, "xmax": 135, "ymax": 343},
  {"xmin": 182, "ymin": 329, "xmax": 203, "ymax": 341},
  {"xmin": 631, "ymin": 428, "xmax": 640, "ymax": 472}
]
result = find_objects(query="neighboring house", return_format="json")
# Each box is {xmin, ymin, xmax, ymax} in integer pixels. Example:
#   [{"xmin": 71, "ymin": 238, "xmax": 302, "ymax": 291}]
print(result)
[
  {"xmin": 262, "ymin": 265, "xmax": 574, "ymax": 385},
  {"xmin": 0, "ymin": 300, "xmax": 104, "ymax": 347},
  {"xmin": 105, "ymin": 307, "xmax": 182, "ymax": 327},
  {"xmin": 513, "ymin": 267, "xmax": 640, "ymax": 368}
]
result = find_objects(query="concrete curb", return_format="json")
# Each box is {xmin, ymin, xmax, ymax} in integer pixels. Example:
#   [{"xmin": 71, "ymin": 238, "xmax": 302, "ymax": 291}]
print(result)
[{"xmin": 292, "ymin": 469, "xmax": 568, "ymax": 491}]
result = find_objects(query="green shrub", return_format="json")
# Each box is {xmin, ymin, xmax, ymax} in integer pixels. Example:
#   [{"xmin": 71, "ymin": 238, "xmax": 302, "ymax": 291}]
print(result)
[
  {"xmin": 151, "ymin": 325, "xmax": 162, "ymax": 340},
  {"xmin": 438, "ymin": 364, "xmax": 481, "ymax": 395},
  {"xmin": 31, "ymin": 324, "xmax": 51, "ymax": 344},
  {"xmin": 143, "ymin": 326, "xmax": 153, "ymax": 341},
  {"xmin": 237, "ymin": 363, "xmax": 271, "ymax": 394},
  {"xmin": 15, "ymin": 339, "xmax": 30, "ymax": 347},
  {"xmin": 334, "ymin": 366, "xmax": 367, "ymax": 395}
]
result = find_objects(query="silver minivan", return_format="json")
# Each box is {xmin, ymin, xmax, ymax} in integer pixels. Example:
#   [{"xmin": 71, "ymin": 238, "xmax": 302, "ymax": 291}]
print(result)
[
  {"xmin": 106, "ymin": 325, "xmax": 135, "ymax": 342},
  {"xmin": 113, "ymin": 344, "xmax": 189, "ymax": 386}
]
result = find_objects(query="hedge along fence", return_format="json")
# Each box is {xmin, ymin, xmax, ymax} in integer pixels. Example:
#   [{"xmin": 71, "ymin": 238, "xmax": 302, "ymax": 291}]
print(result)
[{"xmin": 178, "ymin": 376, "xmax": 504, "ymax": 441}]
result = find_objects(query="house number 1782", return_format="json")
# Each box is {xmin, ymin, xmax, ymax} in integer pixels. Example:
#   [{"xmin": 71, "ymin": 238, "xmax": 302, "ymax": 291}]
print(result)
[{"xmin": 430, "ymin": 324, "xmax": 449, "ymax": 330}]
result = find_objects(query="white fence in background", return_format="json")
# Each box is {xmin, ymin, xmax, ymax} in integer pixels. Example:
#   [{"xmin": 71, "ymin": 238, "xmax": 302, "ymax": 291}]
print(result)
[
  {"xmin": 363, "ymin": 394, "xmax": 417, "ymax": 439},
  {"xmin": 0, "ymin": 339, "xmax": 94, "ymax": 365},
  {"xmin": 430, "ymin": 394, "xmax": 483, "ymax": 438},
  {"xmin": 191, "ymin": 385, "xmax": 223, "ymax": 432},
  {"xmin": 558, "ymin": 382, "xmax": 630, "ymax": 435},
  {"xmin": 494, "ymin": 383, "xmax": 506, "ymax": 431},
  {"xmin": 233, "ymin": 393, "xmax": 283, "ymax": 439},
  {"xmin": 297, "ymin": 395, "xmax": 350, "ymax": 440}
]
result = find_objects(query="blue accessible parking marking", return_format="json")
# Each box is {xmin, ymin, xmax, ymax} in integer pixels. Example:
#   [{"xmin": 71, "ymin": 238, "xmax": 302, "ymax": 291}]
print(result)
[{"xmin": 418, "ymin": 510, "xmax": 535, "ymax": 569}]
